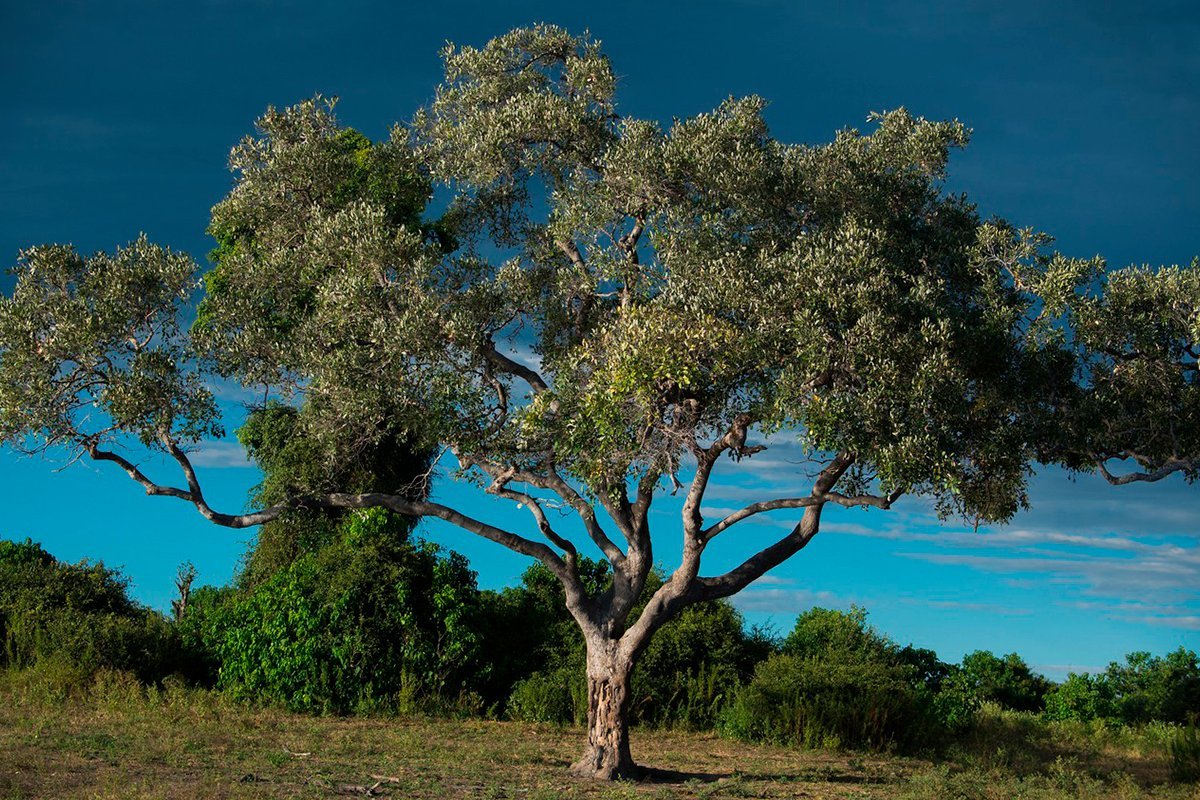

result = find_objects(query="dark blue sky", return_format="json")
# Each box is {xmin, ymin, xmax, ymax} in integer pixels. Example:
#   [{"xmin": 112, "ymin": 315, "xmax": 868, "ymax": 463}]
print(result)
[{"xmin": 2, "ymin": 0, "xmax": 1198, "ymax": 677}]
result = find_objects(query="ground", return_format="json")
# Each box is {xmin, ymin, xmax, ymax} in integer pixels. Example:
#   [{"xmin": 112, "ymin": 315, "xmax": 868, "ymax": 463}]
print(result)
[{"xmin": 0, "ymin": 676, "xmax": 1193, "ymax": 799}]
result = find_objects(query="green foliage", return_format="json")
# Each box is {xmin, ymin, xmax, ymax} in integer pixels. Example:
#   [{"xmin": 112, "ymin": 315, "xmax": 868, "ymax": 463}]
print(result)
[
  {"xmin": 721, "ymin": 653, "xmax": 941, "ymax": 751},
  {"xmin": 1055, "ymin": 260, "xmax": 1200, "ymax": 483},
  {"xmin": 0, "ymin": 538, "xmax": 179, "ymax": 682},
  {"xmin": 1104, "ymin": 649, "xmax": 1200, "ymax": 725},
  {"xmin": 195, "ymin": 509, "xmax": 485, "ymax": 714},
  {"xmin": 0, "ymin": 237, "xmax": 217, "ymax": 454},
  {"xmin": 722, "ymin": 607, "xmax": 954, "ymax": 750},
  {"xmin": 631, "ymin": 601, "xmax": 772, "ymax": 730},
  {"xmin": 507, "ymin": 664, "xmax": 586, "ymax": 724},
  {"xmin": 1170, "ymin": 719, "xmax": 1200, "ymax": 782},
  {"xmin": 952, "ymin": 650, "xmax": 1051, "ymax": 713},
  {"xmin": 782, "ymin": 605, "xmax": 882, "ymax": 659},
  {"xmin": 233, "ymin": 400, "xmax": 433, "ymax": 587},
  {"xmin": 1042, "ymin": 651, "xmax": 1199, "ymax": 726},
  {"xmin": 1043, "ymin": 673, "xmax": 1117, "ymax": 722}
]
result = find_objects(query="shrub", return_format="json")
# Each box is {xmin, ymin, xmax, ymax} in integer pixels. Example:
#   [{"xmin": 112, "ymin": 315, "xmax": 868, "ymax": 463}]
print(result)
[
  {"xmin": 197, "ymin": 508, "xmax": 486, "ymax": 714},
  {"xmin": 1170, "ymin": 719, "xmax": 1200, "ymax": 783},
  {"xmin": 507, "ymin": 665, "xmax": 586, "ymax": 724},
  {"xmin": 1043, "ymin": 673, "xmax": 1117, "ymax": 722},
  {"xmin": 0, "ymin": 538, "xmax": 178, "ymax": 682},
  {"xmin": 631, "ymin": 600, "xmax": 771, "ymax": 730},
  {"xmin": 721, "ymin": 653, "xmax": 940, "ymax": 750},
  {"xmin": 1104, "ymin": 649, "xmax": 1200, "ymax": 725},
  {"xmin": 955, "ymin": 650, "xmax": 1050, "ymax": 713},
  {"xmin": 722, "ymin": 608, "xmax": 948, "ymax": 750}
]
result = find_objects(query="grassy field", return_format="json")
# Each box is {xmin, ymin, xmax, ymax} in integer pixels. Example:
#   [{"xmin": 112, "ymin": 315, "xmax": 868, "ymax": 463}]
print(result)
[{"xmin": 0, "ymin": 672, "xmax": 1194, "ymax": 799}]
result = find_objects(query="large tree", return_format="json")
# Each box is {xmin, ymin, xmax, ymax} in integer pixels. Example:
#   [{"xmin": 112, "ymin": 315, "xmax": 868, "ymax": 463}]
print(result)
[{"xmin": 1, "ymin": 26, "xmax": 1197, "ymax": 780}]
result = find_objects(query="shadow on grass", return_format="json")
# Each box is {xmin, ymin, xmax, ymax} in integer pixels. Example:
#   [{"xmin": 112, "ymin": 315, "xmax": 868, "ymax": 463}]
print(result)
[
  {"xmin": 637, "ymin": 764, "xmax": 894, "ymax": 785},
  {"xmin": 637, "ymin": 765, "xmax": 728, "ymax": 783}
]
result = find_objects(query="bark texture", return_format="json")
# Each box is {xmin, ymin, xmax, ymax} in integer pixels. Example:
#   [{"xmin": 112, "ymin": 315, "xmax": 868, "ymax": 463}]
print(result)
[{"xmin": 569, "ymin": 644, "xmax": 637, "ymax": 781}]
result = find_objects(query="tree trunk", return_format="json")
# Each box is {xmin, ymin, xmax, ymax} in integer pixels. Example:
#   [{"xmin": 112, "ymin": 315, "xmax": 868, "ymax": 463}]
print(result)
[{"xmin": 569, "ymin": 640, "xmax": 638, "ymax": 780}]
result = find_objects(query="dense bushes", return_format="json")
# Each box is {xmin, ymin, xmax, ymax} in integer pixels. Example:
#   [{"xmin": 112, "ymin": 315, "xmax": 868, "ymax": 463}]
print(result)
[
  {"xmin": 1044, "ymin": 650, "xmax": 1200, "ymax": 725},
  {"xmin": 184, "ymin": 508, "xmax": 486, "ymax": 714},
  {"xmin": 632, "ymin": 600, "xmax": 773, "ymax": 729},
  {"xmin": 0, "ymin": 539, "xmax": 179, "ymax": 682},
  {"xmin": 3, "ymin": 534, "xmax": 1198, "ymax": 759},
  {"xmin": 953, "ymin": 650, "xmax": 1051, "ymax": 713},
  {"xmin": 722, "ymin": 607, "xmax": 958, "ymax": 750}
]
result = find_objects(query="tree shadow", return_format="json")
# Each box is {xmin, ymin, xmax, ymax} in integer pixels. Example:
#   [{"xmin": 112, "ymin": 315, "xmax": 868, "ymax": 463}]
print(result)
[
  {"xmin": 635, "ymin": 763, "xmax": 900, "ymax": 786},
  {"xmin": 637, "ymin": 765, "xmax": 729, "ymax": 783}
]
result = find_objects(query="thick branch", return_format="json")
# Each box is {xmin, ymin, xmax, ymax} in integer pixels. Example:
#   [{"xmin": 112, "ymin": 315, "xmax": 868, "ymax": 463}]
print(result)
[
  {"xmin": 481, "ymin": 341, "xmax": 549, "ymax": 393},
  {"xmin": 1096, "ymin": 456, "xmax": 1197, "ymax": 485},
  {"xmin": 88, "ymin": 445, "xmax": 572, "ymax": 580},
  {"xmin": 680, "ymin": 413, "xmax": 763, "ymax": 539},
  {"xmin": 683, "ymin": 453, "xmax": 857, "ymax": 604},
  {"xmin": 689, "ymin": 504, "xmax": 825, "ymax": 603}
]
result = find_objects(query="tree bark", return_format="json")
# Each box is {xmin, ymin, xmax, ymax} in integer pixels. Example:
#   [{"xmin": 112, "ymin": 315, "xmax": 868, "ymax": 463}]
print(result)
[{"xmin": 569, "ymin": 639, "xmax": 638, "ymax": 781}]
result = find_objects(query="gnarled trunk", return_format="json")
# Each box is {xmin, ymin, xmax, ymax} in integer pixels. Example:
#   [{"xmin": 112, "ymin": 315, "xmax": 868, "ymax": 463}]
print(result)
[{"xmin": 569, "ymin": 640, "xmax": 638, "ymax": 780}]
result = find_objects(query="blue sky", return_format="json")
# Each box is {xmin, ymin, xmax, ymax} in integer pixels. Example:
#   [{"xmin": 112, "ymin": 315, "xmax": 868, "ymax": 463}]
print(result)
[{"xmin": 1, "ymin": 0, "xmax": 1197, "ymax": 679}]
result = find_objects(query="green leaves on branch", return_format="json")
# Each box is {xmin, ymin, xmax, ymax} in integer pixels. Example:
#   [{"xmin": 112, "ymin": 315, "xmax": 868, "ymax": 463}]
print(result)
[
  {"xmin": 0, "ymin": 237, "xmax": 218, "ymax": 453},
  {"xmin": 1, "ymin": 24, "xmax": 1196, "ymax": 537}
]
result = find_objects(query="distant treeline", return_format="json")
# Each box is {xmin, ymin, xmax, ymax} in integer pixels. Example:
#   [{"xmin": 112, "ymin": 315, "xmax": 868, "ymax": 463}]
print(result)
[{"xmin": 2, "ymin": 519, "xmax": 1198, "ymax": 752}]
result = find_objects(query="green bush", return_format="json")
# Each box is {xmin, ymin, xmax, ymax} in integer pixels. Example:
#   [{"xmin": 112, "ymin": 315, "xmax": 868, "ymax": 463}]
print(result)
[
  {"xmin": 722, "ymin": 608, "xmax": 948, "ymax": 751},
  {"xmin": 953, "ymin": 650, "xmax": 1050, "ymax": 713},
  {"xmin": 632, "ymin": 601, "xmax": 771, "ymax": 730},
  {"xmin": 1043, "ymin": 673, "xmax": 1117, "ymax": 722},
  {"xmin": 507, "ymin": 665, "xmax": 586, "ymax": 724},
  {"xmin": 721, "ymin": 653, "xmax": 940, "ymax": 750},
  {"xmin": 0, "ymin": 538, "xmax": 179, "ymax": 682},
  {"xmin": 1104, "ymin": 649, "xmax": 1200, "ymax": 725},
  {"xmin": 196, "ymin": 508, "xmax": 486, "ymax": 714},
  {"xmin": 1170, "ymin": 719, "xmax": 1200, "ymax": 783}
]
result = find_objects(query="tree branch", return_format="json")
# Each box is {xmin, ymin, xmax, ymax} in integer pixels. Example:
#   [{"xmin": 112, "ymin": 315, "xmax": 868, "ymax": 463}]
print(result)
[
  {"xmin": 542, "ymin": 470, "xmax": 627, "ymax": 564},
  {"xmin": 1096, "ymin": 456, "xmax": 1198, "ymax": 485},
  {"xmin": 686, "ymin": 453, "xmax": 858, "ymax": 603},
  {"xmin": 481, "ymin": 340, "xmax": 548, "ymax": 394},
  {"xmin": 488, "ymin": 476, "xmax": 578, "ymax": 559},
  {"xmin": 87, "ymin": 444, "xmax": 572, "ymax": 580},
  {"xmin": 701, "ymin": 496, "xmax": 822, "ymax": 542}
]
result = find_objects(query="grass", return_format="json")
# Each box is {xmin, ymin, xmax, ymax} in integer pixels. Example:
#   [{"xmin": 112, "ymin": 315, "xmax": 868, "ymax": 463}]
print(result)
[{"xmin": 0, "ymin": 671, "xmax": 1194, "ymax": 799}]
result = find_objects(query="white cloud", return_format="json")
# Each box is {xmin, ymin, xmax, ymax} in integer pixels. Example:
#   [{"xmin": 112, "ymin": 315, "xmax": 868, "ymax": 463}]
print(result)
[
  {"xmin": 732, "ymin": 586, "xmax": 846, "ymax": 614},
  {"xmin": 186, "ymin": 440, "xmax": 253, "ymax": 469}
]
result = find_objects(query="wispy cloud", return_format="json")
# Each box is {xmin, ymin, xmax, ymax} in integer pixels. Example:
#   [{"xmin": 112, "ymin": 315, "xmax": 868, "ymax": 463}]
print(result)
[
  {"xmin": 897, "ymin": 597, "xmax": 1034, "ymax": 616},
  {"xmin": 186, "ymin": 440, "xmax": 253, "ymax": 469},
  {"xmin": 732, "ymin": 587, "xmax": 847, "ymax": 614},
  {"xmin": 206, "ymin": 378, "xmax": 276, "ymax": 406},
  {"xmin": 1134, "ymin": 615, "xmax": 1200, "ymax": 630},
  {"xmin": 898, "ymin": 549, "xmax": 1200, "ymax": 604}
]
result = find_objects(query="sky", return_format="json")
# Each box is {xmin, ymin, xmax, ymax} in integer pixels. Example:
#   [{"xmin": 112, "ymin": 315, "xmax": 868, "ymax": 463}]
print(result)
[{"xmin": 1, "ymin": 0, "xmax": 1198, "ymax": 679}]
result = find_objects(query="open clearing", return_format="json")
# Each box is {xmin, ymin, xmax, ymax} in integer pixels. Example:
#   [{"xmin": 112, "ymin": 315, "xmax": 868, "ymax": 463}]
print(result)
[{"xmin": 0, "ymin": 687, "xmax": 1192, "ymax": 799}]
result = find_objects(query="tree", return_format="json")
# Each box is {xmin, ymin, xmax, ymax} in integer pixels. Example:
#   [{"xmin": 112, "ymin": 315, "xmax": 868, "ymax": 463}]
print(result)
[
  {"xmin": 955, "ymin": 650, "xmax": 1050, "ymax": 713},
  {"xmin": 0, "ymin": 25, "xmax": 1196, "ymax": 780}
]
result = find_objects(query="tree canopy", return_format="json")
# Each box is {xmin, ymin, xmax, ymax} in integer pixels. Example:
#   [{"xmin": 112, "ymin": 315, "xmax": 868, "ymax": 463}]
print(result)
[{"xmin": 1, "ymin": 24, "xmax": 1196, "ymax": 780}]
